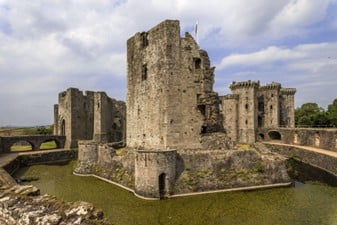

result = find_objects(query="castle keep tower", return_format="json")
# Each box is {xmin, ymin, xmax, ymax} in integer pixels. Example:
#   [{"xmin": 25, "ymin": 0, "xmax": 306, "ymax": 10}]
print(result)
[
  {"xmin": 127, "ymin": 20, "xmax": 221, "ymax": 150},
  {"xmin": 127, "ymin": 20, "xmax": 222, "ymax": 198}
]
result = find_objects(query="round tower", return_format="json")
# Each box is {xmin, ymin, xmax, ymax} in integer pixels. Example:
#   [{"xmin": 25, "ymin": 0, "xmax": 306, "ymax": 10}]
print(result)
[{"xmin": 134, "ymin": 149, "xmax": 177, "ymax": 199}]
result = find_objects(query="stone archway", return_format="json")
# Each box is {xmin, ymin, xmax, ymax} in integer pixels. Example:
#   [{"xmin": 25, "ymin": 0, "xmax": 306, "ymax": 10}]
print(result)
[{"xmin": 268, "ymin": 131, "xmax": 282, "ymax": 141}]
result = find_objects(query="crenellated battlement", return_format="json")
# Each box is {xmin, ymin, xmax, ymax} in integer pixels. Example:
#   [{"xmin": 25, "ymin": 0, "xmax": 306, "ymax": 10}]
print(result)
[
  {"xmin": 229, "ymin": 80, "xmax": 260, "ymax": 90},
  {"xmin": 280, "ymin": 88, "xmax": 297, "ymax": 95},
  {"xmin": 259, "ymin": 82, "xmax": 281, "ymax": 91}
]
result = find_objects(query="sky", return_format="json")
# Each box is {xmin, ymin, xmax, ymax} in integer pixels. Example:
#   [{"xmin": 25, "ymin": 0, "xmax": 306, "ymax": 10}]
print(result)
[{"xmin": 1, "ymin": 0, "xmax": 337, "ymax": 126}]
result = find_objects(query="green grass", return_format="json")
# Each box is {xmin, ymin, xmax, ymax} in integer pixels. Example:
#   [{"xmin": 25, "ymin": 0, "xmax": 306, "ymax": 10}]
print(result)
[
  {"xmin": 11, "ymin": 140, "xmax": 57, "ymax": 151},
  {"xmin": 40, "ymin": 141, "xmax": 57, "ymax": 150},
  {"xmin": 11, "ymin": 145, "xmax": 32, "ymax": 151}
]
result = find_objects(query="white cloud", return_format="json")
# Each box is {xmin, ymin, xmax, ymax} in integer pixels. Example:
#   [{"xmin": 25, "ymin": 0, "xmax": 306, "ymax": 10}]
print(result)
[{"xmin": 0, "ymin": 0, "xmax": 336, "ymax": 125}]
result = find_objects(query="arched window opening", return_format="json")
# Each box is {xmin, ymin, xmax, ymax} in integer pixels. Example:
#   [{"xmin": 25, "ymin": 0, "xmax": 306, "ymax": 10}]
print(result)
[
  {"xmin": 268, "ymin": 131, "xmax": 281, "ymax": 140},
  {"xmin": 194, "ymin": 58, "xmax": 201, "ymax": 69}
]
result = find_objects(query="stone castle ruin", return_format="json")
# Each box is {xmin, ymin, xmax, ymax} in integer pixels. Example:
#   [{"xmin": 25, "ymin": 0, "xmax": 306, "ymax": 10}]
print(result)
[
  {"xmin": 56, "ymin": 20, "xmax": 295, "ymax": 199},
  {"xmin": 54, "ymin": 88, "xmax": 125, "ymax": 149}
]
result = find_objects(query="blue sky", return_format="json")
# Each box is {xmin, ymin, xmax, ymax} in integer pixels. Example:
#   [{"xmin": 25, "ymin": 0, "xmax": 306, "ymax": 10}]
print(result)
[{"xmin": 0, "ymin": 0, "xmax": 337, "ymax": 126}]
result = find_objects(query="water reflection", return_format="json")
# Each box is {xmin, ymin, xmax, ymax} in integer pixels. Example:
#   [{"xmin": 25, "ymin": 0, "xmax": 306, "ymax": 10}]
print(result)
[{"xmin": 14, "ymin": 161, "xmax": 337, "ymax": 225}]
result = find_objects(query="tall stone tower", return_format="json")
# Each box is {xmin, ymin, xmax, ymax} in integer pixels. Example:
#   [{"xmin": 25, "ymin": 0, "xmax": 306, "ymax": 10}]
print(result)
[
  {"xmin": 280, "ymin": 88, "xmax": 296, "ymax": 128},
  {"xmin": 127, "ymin": 20, "xmax": 221, "ymax": 150},
  {"xmin": 229, "ymin": 81, "xmax": 259, "ymax": 144},
  {"xmin": 127, "ymin": 20, "xmax": 221, "ymax": 198},
  {"xmin": 258, "ymin": 82, "xmax": 281, "ymax": 128}
]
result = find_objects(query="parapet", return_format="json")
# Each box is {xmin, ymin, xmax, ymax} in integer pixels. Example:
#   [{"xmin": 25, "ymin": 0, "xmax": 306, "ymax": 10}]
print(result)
[
  {"xmin": 229, "ymin": 80, "xmax": 260, "ymax": 90},
  {"xmin": 259, "ymin": 82, "xmax": 281, "ymax": 91},
  {"xmin": 280, "ymin": 88, "xmax": 297, "ymax": 95}
]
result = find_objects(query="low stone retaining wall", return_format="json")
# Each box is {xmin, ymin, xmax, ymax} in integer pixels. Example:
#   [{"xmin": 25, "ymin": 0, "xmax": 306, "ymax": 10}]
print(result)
[{"xmin": 264, "ymin": 143, "xmax": 337, "ymax": 176}]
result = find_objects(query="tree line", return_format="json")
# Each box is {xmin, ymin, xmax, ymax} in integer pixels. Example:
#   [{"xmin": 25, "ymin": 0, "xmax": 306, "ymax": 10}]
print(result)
[{"xmin": 295, "ymin": 99, "xmax": 337, "ymax": 127}]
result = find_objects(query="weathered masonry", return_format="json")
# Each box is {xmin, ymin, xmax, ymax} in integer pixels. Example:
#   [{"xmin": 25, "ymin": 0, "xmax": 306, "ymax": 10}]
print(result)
[
  {"xmin": 54, "ymin": 88, "xmax": 126, "ymax": 148},
  {"xmin": 0, "ymin": 136, "xmax": 65, "ymax": 153},
  {"xmin": 221, "ymin": 81, "xmax": 296, "ymax": 144},
  {"xmin": 74, "ymin": 20, "xmax": 296, "ymax": 199}
]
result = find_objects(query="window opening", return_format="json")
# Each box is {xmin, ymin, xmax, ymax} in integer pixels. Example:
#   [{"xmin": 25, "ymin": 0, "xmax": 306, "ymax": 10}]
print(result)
[{"xmin": 142, "ymin": 64, "xmax": 148, "ymax": 81}]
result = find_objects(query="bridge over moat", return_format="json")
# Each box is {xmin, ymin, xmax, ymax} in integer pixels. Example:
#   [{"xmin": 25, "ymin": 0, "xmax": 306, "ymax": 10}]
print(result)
[
  {"xmin": 258, "ymin": 128, "xmax": 337, "ymax": 151},
  {"xmin": 0, "ymin": 135, "xmax": 66, "ymax": 153}
]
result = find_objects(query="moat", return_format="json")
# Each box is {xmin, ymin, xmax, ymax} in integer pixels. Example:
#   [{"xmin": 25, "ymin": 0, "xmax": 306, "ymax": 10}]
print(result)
[{"xmin": 14, "ymin": 161, "xmax": 337, "ymax": 225}]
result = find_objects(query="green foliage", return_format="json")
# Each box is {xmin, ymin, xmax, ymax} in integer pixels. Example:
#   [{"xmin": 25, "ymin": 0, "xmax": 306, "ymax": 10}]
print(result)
[
  {"xmin": 295, "ymin": 99, "xmax": 337, "ymax": 128},
  {"xmin": 327, "ymin": 99, "xmax": 337, "ymax": 127},
  {"xmin": 23, "ymin": 126, "xmax": 53, "ymax": 135},
  {"xmin": 254, "ymin": 161, "xmax": 264, "ymax": 173}
]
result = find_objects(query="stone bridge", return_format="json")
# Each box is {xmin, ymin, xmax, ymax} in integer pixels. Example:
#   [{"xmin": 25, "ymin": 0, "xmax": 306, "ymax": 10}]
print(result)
[
  {"xmin": 0, "ymin": 135, "xmax": 66, "ymax": 153},
  {"xmin": 257, "ymin": 128, "xmax": 337, "ymax": 151}
]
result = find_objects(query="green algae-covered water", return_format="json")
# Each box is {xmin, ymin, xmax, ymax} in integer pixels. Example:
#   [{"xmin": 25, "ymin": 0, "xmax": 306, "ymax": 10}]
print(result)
[{"xmin": 14, "ymin": 161, "xmax": 337, "ymax": 225}]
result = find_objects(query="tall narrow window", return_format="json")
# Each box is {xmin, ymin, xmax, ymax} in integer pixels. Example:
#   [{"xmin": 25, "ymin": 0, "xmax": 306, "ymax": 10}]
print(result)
[
  {"xmin": 141, "ymin": 32, "xmax": 149, "ymax": 48},
  {"xmin": 194, "ymin": 58, "xmax": 201, "ymax": 69},
  {"xmin": 142, "ymin": 64, "xmax": 148, "ymax": 81}
]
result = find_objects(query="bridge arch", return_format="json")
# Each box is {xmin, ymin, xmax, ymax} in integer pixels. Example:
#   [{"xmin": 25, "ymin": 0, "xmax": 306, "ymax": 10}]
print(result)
[
  {"xmin": 10, "ymin": 140, "xmax": 35, "ymax": 152},
  {"xmin": 39, "ymin": 139, "xmax": 60, "ymax": 150},
  {"xmin": 268, "ymin": 131, "xmax": 282, "ymax": 141}
]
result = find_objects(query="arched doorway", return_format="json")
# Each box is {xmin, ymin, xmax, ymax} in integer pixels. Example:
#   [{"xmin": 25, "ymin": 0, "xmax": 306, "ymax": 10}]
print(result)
[
  {"xmin": 158, "ymin": 173, "xmax": 166, "ymax": 199},
  {"xmin": 268, "ymin": 131, "xmax": 281, "ymax": 141}
]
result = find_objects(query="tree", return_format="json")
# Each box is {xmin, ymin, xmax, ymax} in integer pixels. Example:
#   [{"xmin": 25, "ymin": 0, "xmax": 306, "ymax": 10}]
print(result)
[
  {"xmin": 327, "ymin": 99, "xmax": 337, "ymax": 127},
  {"xmin": 295, "ymin": 102, "xmax": 329, "ymax": 127}
]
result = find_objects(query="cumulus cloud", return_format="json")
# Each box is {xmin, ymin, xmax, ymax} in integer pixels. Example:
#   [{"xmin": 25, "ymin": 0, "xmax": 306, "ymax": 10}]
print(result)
[
  {"xmin": 215, "ymin": 42, "xmax": 337, "ymax": 108},
  {"xmin": 0, "ymin": 0, "xmax": 336, "ymax": 125}
]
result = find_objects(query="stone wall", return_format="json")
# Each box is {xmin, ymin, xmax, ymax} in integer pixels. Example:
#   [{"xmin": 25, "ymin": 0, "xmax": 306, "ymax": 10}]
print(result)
[
  {"xmin": 75, "ymin": 142, "xmax": 135, "ymax": 189},
  {"xmin": 126, "ymin": 20, "xmax": 221, "ymax": 150},
  {"xmin": 135, "ymin": 150, "xmax": 177, "ymax": 198},
  {"xmin": 264, "ymin": 143, "xmax": 337, "ymax": 175},
  {"xmin": 0, "ymin": 135, "xmax": 66, "ymax": 153},
  {"xmin": 221, "ymin": 81, "xmax": 296, "ymax": 144},
  {"xmin": 260, "ymin": 128, "xmax": 337, "ymax": 151},
  {"xmin": 54, "ymin": 88, "xmax": 125, "ymax": 148}
]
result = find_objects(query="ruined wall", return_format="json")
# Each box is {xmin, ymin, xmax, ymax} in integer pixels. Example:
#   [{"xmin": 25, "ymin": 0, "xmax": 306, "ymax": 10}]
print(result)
[
  {"xmin": 54, "ymin": 88, "xmax": 125, "ymax": 148},
  {"xmin": 221, "ymin": 94, "xmax": 239, "ymax": 142},
  {"xmin": 126, "ymin": 20, "xmax": 221, "ymax": 150}
]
